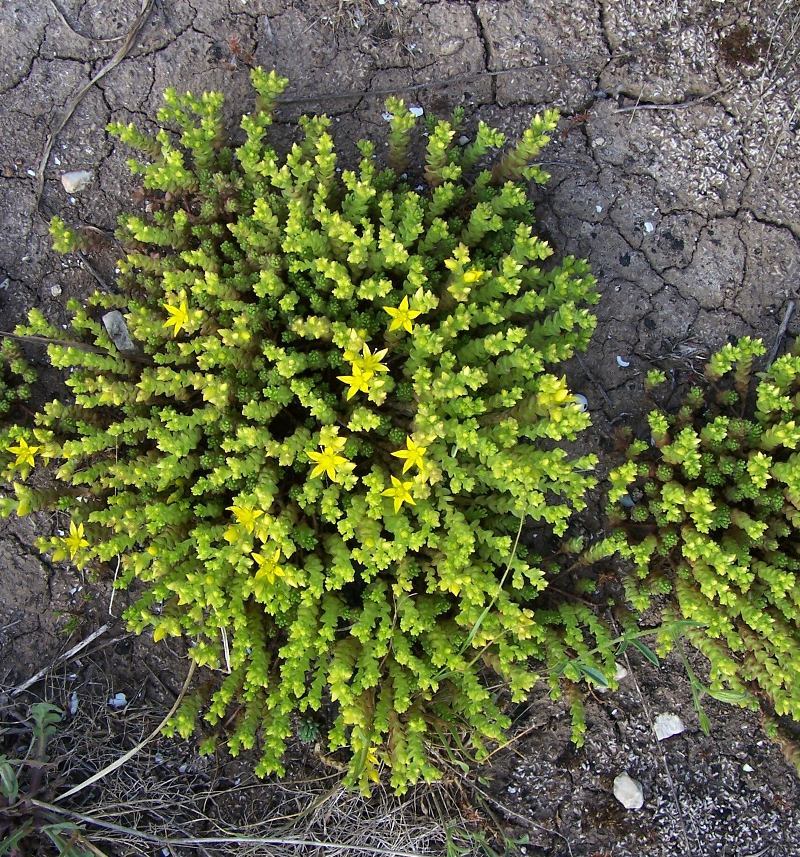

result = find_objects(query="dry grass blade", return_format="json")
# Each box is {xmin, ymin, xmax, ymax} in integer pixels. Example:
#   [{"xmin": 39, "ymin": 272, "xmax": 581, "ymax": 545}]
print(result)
[
  {"xmin": 31, "ymin": 802, "xmax": 431, "ymax": 857},
  {"xmin": 54, "ymin": 660, "xmax": 196, "ymax": 803},
  {"xmin": 10, "ymin": 623, "xmax": 110, "ymax": 697},
  {"xmin": 47, "ymin": 0, "xmax": 127, "ymax": 42}
]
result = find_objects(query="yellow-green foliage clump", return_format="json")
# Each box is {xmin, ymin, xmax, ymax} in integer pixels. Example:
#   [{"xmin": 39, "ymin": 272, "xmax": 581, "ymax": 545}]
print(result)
[
  {"xmin": 0, "ymin": 69, "xmax": 602, "ymax": 792},
  {"xmin": 0, "ymin": 341, "xmax": 35, "ymax": 419},
  {"xmin": 610, "ymin": 338, "xmax": 800, "ymax": 722}
]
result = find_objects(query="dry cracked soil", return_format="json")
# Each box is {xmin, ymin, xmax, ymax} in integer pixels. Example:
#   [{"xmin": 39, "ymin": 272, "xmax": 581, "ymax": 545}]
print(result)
[{"xmin": 1, "ymin": 1, "xmax": 800, "ymax": 855}]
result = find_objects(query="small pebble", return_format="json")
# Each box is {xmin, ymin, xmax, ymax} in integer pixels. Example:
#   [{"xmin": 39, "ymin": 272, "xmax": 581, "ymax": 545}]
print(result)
[
  {"xmin": 620, "ymin": 494, "xmax": 635, "ymax": 508},
  {"xmin": 409, "ymin": 105, "xmax": 424, "ymax": 117},
  {"xmin": 102, "ymin": 310, "xmax": 139, "ymax": 357},
  {"xmin": 51, "ymin": 284, "xmax": 62, "ymax": 297},
  {"xmin": 26, "ymin": 168, "xmax": 36, "ymax": 177},
  {"xmin": 0, "ymin": 278, "xmax": 9, "ymax": 291},
  {"xmin": 644, "ymin": 221, "xmax": 655, "ymax": 234},
  {"xmin": 616, "ymin": 355, "xmax": 631, "ymax": 368},
  {"xmin": 108, "ymin": 692, "xmax": 127, "ymax": 710},
  {"xmin": 596, "ymin": 204, "xmax": 603, "ymax": 213},
  {"xmin": 574, "ymin": 393, "xmax": 589, "ymax": 412},
  {"xmin": 68, "ymin": 691, "xmax": 79, "ymax": 715},
  {"xmin": 615, "ymin": 662, "xmax": 628, "ymax": 681},
  {"xmin": 458, "ymin": 135, "xmax": 470, "ymax": 146},
  {"xmin": 61, "ymin": 170, "xmax": 93, "ymax": 194},
  {"xmin": 613, "ymin": 772, "xmax": 644, "ymax": 809},
  {"xmin": 743, "ymin": 763, "xmax": 754, "ymax": 773},
  {"xmin": 654, "ymin": 712, "xmax": 685, "ymax": 741}
]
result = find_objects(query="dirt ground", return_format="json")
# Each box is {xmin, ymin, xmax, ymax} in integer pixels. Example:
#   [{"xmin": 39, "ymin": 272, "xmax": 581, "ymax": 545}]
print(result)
[{"xmin": 1, "ymin": 0, "xmax": 800, "ymax": 855}]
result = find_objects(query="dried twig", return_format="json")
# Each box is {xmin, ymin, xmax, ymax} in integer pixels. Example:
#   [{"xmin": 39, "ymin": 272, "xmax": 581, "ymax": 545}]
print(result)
[
  {"xmin": 766, "ymin": 299, "xmax": 796, "ymax": 367},
  {"xmin": 469, "ymin": 781, "xmax": 574, "ymax": 857},
  {"xmin": 609, "ymin": 617, "xmax": 698, "ymax": 856},
  {"xmin": 10, "ymin": 623, "xmax": 110, "ymax": 697},
  {"xmin": 0, "ymin": 330, "xmax": 152, "ymax": 365},
  {"xmin": 34, "ymin": 0, "xmax": 155, "ymax": 215},
  {"xmin": 575, "ymin": 353, "xmax": 613, "ymax": 408},
  {"xmin": 614, "ymin": 86, "xmax": 726, "ymax": 115}
]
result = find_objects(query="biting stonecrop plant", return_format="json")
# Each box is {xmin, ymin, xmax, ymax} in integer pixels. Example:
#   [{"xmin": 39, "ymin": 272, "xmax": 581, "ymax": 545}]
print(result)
[
  {"xmin": 0, "ymin": 69, "xmax": 603, "ymax": 792},
  {"xmin": 608, "ymin": 337, "xmax": 800, "ymax": 725},
  {"xmin": 0, "ymin": 340, "xmax": 35, "ymax": 420}
]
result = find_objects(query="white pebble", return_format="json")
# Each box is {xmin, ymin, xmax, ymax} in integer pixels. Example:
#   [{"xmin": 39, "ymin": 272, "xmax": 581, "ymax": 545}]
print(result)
[
  {"xmin": 614, "ymin": 662, "xmax": 628, "ymax": 681},
  {"xmin": 596, "ymin": 204, "xmax": 603, "ymax": 213},
  {"xmin": 613, "ymin": 773, "xmax": 644, "ymax": 809},
  {"xmin": 61, "ymin": 170, "xmax": 93, "ymax": 194},
  {"xmin": 653, "ymin": 713, "xmax": 685, "ymax": 741},
  {"xmin": 616, "ymin": 355, "xmax": 631, "ymax": 368},
  {"xmin": 644, "ymin": 221, "xmax": 655, "ymax": 234},
  {"xmin": 409, "ymin": 105, "xmax": 424, "ymax": 117},
  {"xmin": 51, "ymin": 284, "xmax": 62, "ymax": 297},
  {"xmin": 458, "ymin": 135, "xmax": 470, "ymax": 146},
  {"xmin": 743, "ymin": 763, "xmax": 754, "ymax": 773},
  {"xmin": 108, "ymin": 692, "xmax": 128, "ymax": 710},
  {"xmin": 573, "ymin": 393, "xmax": 589, "ymax": 412},
  {"xmin": 68, "ymin": 691, "xmax": 79, "ymax": 715},
  {"xmin": 26, "ymin": 169, "xmax": 36, "ymax": 177}
]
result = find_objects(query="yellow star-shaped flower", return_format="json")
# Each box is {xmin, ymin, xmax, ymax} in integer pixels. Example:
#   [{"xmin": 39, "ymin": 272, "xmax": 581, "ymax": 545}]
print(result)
[
  {"xmin": 383, "ymin": 295, "xmax": 422, "ymax": 333},
  {"xmin": 391, "ymin": 437, "xmax": 427, "ymax": 473},
  {"xmin": 252, "ymin": 548, "xmax": 285, "ymax": 585},
  {"xmin": 307, "ymin": 446, "xmax": 350, "ymax": 481},
  {"xmin": 7, "ymin": 437, "xmax": 39, "ymax": 468},
  {"xmin": 162, "ymin": 294, "xmax": 189, "ymax": 337},
  {"xmin": 64, "ymin": 521, "xmax": 89, "ymax": 560},
  {"xmin": 463, "ymin": 269, "xmax": 485, "ymax": 284},
  {"xmin": 337, "ymin": 365, "xmax": 373, "ymax": 401},
  {"xmin": 381, "ymin": 475, "xmax": 415, "ymax": 513},
  {"xmin": 354, "ymin": 344, "xmax": 389, "ymax": 375},
  {"xmin": 227, "ymin": 505, "xmax": 264, "ymax": 533}
]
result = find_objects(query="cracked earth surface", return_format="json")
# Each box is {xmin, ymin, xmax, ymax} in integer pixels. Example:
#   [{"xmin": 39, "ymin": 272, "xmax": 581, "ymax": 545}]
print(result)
[{"xmin": 1, "ymin": 1, "xmax": 799, "ymax": 855}]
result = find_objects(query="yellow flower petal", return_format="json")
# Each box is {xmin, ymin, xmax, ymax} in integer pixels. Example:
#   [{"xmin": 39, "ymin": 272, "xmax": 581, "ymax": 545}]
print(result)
[{"xmin": 163, "ymin": 294, "xmax": 189, "ymax": 337}]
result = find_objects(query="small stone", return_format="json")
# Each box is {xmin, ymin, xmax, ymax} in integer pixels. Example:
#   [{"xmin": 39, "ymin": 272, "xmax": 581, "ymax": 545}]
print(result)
[
  {"xmin": 573, "ymin": 393, "xmax": 589, "ymax": 412},
  {"xmin": 61, "ymin": 170, "xmax": 93, "ymax": 194},
  {"xmin": 620, "ymin": 494, "xmax": 635, "ymax": 508},
  {"xmin": 644, "ymin": 221, "xmax": 655, "ymax": 234},
  {"xmin": 68, "ymin": 691, "xmax": 79, "ymax": 715},
  {"xmin": 409, "ymin": 105, "xmax": 424, "ymax": 118},
  {"xmin": 50, "ymin": 284, "xmax": 62, "ymax": 297},
  {"xmin": 108, "ymin": 692, "xmax": 127, "ymax": 709},
  {"xmin": 743, "ymin": 763, "xmax": 754, "ymax": 773},
  {"xmin": 458, "ymin": 135, "xmax": 470, "ymax": 146},
  {"xmin": 102, "ymin": 310, "xmax": 140, "ymax": 357},
  {"xmin": 613, "ymin": 773, "xmax": 644, "ymax": 809},
  {"xmin": 616, "ymin": 355, "xmax": 631, "ymax": 368},
  {"xmin": 26, "ymin": 169, "xmax": 36, "ymax": 177},
  {"xmin": 0, "ymin": 278, "xmax": 9, "ymax": 291},
  {"xmin": 653, "ymin": 712, "xmax": 685, "ymax": 741},
  {"xmin": 596, "ymin": 204, "xmax": 603, "ymax": 213},
  {"xmin": 614, "ymin": 662, "xmax": 628, "ymax": 681},
  {"xmin": 381, "ymin": 112, "xmax": 392, "ymax": 122}
]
